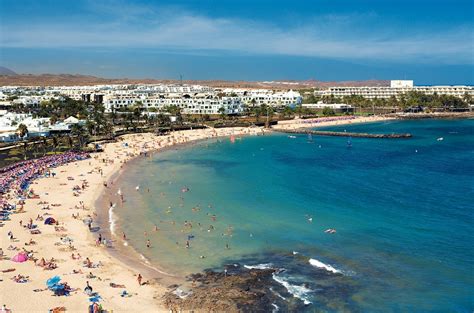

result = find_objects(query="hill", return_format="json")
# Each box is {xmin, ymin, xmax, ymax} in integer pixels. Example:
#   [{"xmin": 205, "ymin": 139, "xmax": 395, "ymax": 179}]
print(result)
[
  {"xmin": 0, "ymin": 66, "xmax": 18, "ymax": 76},
  {"xmin": 0, "ymin": 73, "xmax": 389, "ymax": 89}
]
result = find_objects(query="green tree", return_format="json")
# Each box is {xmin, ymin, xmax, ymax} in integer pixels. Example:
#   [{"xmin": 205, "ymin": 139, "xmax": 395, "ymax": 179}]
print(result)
[
  {"xmin": 322, "ymin": 107, "xmax": 336, "ymax": 116},
  {"xmin": 16, "ymin": 123, "xmax": 28, "ymax": 139},
  {"xmin": 281, "ymin": 106, "xmax": 294, "ymax": 118},
  {"xmin": 462, "ymin": 92, "xmax": 472, "ymax": 106},
  {"xmin": 264, "ymin": 105, "xmax": 274, "ymax": 128},
  {"xmin": 165, "ymin": 105, "xmax": 183, "ymax": 125},
  {"xmin": 251, "ymin": 106, "xmax": 261, "ymax": 123},
  {"xmin": 52, "ymin": 136, "xmax": 59, "ymax": 154},
  {"xmin": 218, "ymin": 107, "xmax": 226, "ymax": 120},
  {"xmin": 70, "ymin": 124, "xmax": 89, "ymax": 148}
]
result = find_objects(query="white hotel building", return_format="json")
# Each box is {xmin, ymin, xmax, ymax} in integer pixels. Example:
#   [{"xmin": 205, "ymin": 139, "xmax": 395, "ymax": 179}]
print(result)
[
  {"xmin": 103, "ymin": 94, "xmax": 243, "ymax": 115},
  {"xmin": 314, "ymin": 80, "xmax": 474, "ymax": 99},
  {"xmin": 222, "ymin": 88, "xmax": 303, "ymax": 107}
]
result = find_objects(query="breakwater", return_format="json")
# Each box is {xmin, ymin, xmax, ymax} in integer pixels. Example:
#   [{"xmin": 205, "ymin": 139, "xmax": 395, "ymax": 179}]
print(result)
[{"xmin": 274, "ymin": 129, "xmax": 412, "ymax": 138}]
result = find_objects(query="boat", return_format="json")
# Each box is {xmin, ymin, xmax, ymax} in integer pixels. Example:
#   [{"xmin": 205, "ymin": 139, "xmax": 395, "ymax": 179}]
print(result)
[{"xmin": 288, "ymin": 135, "xmax": 296, "ymax": 139}]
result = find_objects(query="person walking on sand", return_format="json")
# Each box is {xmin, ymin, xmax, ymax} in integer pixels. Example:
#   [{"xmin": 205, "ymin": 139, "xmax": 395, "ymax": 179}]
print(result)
[{"xmin": 137, "ymin": 273, "xmax": 142, "ymax": 286}]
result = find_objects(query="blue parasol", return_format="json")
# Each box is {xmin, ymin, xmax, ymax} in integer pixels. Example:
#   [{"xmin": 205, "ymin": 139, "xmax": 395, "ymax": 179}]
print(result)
[
  {"xmin": 46, "ymin": 276, "xmax": 61, "ymax": 287},
  {"xmin": 89, "ymin": 295, "xmax": 102, "ymax": 302}
]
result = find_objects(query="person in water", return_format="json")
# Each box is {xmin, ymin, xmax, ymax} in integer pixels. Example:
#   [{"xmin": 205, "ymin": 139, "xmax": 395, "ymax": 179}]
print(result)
[{"xmin": 146, "ymin": 239, "xmax": 151, "ymax": 248}]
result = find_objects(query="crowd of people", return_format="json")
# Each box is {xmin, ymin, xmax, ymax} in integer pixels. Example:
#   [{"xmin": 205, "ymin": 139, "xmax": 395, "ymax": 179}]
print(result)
[
  {"xmin": 300, "ymin": 115, "xmax": 357, "ymax": 124},
  {"xmin": 0, "ymin": 152, "xmax": 90, "ymax": 195}
]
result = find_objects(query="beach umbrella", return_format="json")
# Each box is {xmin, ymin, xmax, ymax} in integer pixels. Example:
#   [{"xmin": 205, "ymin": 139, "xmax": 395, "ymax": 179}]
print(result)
[
  {"xmin": 89, "ymin": 295, "xmax": 102, "ymax": 302},
  {"xmin": 46, "ymin": 276, "xmax": 61, "ymax": 287},
  {"xmin": 11, "ymin": 252, "xmax": 28, "ymax": 262},
  {"xmin": 44, "ymin": 217, "xmax": 56, "ymax": 225}
]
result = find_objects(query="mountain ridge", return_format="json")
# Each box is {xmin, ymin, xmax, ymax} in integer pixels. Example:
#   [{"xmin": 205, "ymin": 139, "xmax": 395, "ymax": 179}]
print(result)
[{"xmin": 0, "ymin": 72, "xmax": 389, "ymax": 88}]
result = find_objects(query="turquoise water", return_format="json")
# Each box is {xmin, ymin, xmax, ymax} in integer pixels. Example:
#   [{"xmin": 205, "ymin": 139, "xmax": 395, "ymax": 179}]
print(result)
[{"xmin": 116, "ymin": 119, "xmax": 473, "ymax": 312}]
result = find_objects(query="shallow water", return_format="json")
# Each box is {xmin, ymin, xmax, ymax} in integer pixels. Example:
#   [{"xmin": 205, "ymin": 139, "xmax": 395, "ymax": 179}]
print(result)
[{"xmin": 114, "ymin": 119, "xmax": 474, "ymax": 311}]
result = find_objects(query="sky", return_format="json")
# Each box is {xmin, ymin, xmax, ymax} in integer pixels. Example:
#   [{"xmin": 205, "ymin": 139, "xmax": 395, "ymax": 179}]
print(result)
[{"xmin": 0, "ymin": 0, "xmax": 473, "ymax": 84}]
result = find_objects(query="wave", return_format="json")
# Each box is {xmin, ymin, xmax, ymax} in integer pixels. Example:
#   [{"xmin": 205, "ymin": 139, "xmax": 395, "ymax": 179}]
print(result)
[
  {"xmin": 108, "ymin": 203, "xmax": 117, "ymax": 236},
  {"xmin": 308, "ymin": 258, "xmax": 341, "ymax": 274},
  {"xmin": 244, "ymin": 263, "xmax": 274, "ymax": 270},
  {"xmin": 272, "ymin": 273, "xmax": 312, "ymax": 305},
  {"xmin": 138, "ymin": 253, "xmax": 174, "ymax": 276},
  {"xmin": 271, "ymin": 303, "xmax": 279, "ymax": 312},
  {"xmin": 139, "ymin": 253, "xmax": 149, "ymax": 264}
]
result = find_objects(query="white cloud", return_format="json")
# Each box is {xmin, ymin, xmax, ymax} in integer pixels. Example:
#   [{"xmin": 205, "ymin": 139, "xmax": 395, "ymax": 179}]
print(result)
[{"xmin": 1, "ymin": 8, "xmax": 473, "ymax": 64}]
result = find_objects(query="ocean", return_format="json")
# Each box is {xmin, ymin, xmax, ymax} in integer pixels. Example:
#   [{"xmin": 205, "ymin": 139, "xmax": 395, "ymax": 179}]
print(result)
[{"xmin": 112, "ymin": 119, "xmax": 473, "ymax": 312}]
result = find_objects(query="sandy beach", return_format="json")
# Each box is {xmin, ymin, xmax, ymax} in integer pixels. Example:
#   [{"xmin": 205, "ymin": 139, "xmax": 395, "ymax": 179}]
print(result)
[
  {"xmin": 272, "ymin": 115, "xmax": 394, "ymax": 131},
  {"xmin": 0, "ymin": 116, "xmax": 390, "ymax": 312},
  {"xmin": 0, "ymin": 127, "xmax": 268, "ymax": 312}
]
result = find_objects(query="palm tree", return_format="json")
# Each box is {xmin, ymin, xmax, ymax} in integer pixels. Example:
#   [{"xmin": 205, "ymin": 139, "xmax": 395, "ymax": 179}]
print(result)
[
  {"xmin": 463, "ymin": 92, "xmax": 472, "ymax": 108},
  {"xmin": 52, "ymin": 136, "xmax": 59, "ymax": 154},
  {"xmin": 131, "ymin": 101, "xmax": 144, "ymax": 130},
  {"xmin": 251, "ymin": 106, "xmax": 261, "ymax": 123},
  {"xmin": 15, "ymin": 123, "xmax": 30, "ymax": 160},
  {"xmin": 21, "ymin": 142, "xmax": 29, "ymax": 160},
  {"xmin": 282, "ymin": 106, "xmax": 293, "ymax": 118},
  {"xmin": 218, "ymin": 107, "xmax": 226, "ymax": 121},
  {"xmin": 110, "ymin": 108, "xmax": 118, "ymax": 125},
  {"xmin": 263, "ymin": 105, "xmax": 274, "ymax": 128},
  {"xmin": 165, "ymin": 105, "xmax": 183, "ymax": 126},
  {"xmin": 41, "ymin": 136, "xmax": 48, "ymax": 156},
  {"xmin": 241, "ymin": 103, "xmax": 250, "ymax": 116},
  {"xmin": 17, "ymin": 123, "xmax": 28, "ymax": 140},
  {"xmin": 70, "ymin": 124, "xmax": 88, "ymax": 149}
]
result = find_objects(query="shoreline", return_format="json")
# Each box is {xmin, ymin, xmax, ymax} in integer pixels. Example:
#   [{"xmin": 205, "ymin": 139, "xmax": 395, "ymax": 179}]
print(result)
[
  {"xmin": 1, "ymin": 114, "xmax": 460, "ymax": 311},
  {"xmin": 272, "ymin": 115, "xmax": 394, "ymax": 131},
  {"xmin": 0, "ymin": 127, "xmax": 267, "ymax": 312}
]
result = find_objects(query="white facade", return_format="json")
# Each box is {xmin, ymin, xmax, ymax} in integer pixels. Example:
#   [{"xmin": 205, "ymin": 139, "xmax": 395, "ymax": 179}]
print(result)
[
  {"xmin": 0, "ymin": 84, "xmax": 302, "ymax": 112},
  {"xmin": 103, "ymin": 94, "xmax": 243, "ymax": 115},
  {"xmin": 315, "ymin": 80, "xmax": 473, "ymax": 99},
  {"xmin": 0, "ymin": 112, "xmax": 51, "ymax": 142},
  {"xmin": 222, "ymin": 88, "xmax": 302, "ymax": 107},
  {"xmin": 302, "ymin": 102, "xmax": 353, "ymax": 110},
  {"xmin": 390, "ymin": 80, "xmax": 414, "ymax": 88}
]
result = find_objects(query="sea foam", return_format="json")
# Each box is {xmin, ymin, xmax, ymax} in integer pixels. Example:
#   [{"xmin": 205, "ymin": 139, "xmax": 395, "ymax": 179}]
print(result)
[
  {"xmin": 272, "ymin": 273, "xmax": 312, "ymax": 305},
  {"xmin": 108, "ymin": 203, "xmax": 116, "ymax": 236},
  {"xmin": 308, "ymin": 258, "xmax": 341, "ymax": 274},
  {"xmin": 244, "ymin": 263, "xmax": 274, "ymax": 270}
]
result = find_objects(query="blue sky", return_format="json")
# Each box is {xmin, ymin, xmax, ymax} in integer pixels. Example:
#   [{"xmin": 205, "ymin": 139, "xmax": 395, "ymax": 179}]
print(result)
[{"xmin": 0, "ymin": 0, "xmax": 473, "ymax": 84}]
